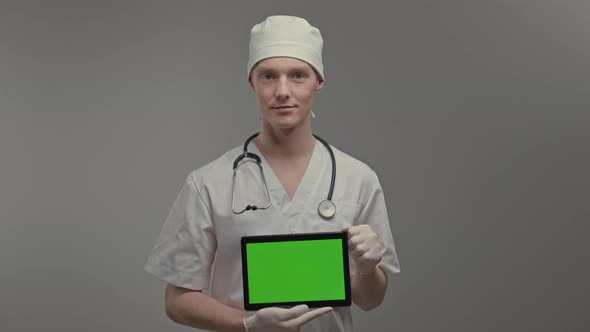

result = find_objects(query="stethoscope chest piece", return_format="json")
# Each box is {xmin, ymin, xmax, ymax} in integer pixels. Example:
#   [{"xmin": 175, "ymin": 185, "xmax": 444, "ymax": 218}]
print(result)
[{"xmin": 318, "ymin": 199, "xmax": 336, "ymax": 219}]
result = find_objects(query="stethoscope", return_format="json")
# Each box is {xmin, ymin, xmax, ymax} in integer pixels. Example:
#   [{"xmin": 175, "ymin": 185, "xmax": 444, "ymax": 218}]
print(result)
[{"xmin": 232, "ymin": 132, "xmax": 337, "ymax": 219}]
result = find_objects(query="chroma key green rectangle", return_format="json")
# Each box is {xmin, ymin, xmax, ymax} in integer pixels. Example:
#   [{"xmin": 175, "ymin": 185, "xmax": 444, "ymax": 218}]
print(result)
[{"xmin": 241, "ymin": 232, "xmax": 351, "ymax": 310}]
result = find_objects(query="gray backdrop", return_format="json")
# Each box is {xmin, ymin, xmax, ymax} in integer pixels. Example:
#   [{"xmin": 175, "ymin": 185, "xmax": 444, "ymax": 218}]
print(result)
[{"xmin": 1, "ymin": 0, "xmax": 588, "ymax": 331}]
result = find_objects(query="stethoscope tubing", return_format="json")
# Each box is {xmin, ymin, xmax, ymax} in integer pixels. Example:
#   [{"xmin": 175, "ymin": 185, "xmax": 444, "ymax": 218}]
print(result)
[{"xmin": 232, "ymin": 132, "xmax": 336, "ymax": 217}]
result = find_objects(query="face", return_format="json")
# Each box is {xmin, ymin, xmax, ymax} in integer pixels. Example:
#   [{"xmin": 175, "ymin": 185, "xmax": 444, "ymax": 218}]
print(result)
[{"xmin": 249, "ymin": 57, "xmax": 324, "ymax": 130}]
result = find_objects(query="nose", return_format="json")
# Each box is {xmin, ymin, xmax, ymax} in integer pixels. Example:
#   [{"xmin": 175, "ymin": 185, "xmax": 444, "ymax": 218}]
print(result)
[{"xmin": 274, "ymin": 76, "xmax": 291, "ymax": 101}]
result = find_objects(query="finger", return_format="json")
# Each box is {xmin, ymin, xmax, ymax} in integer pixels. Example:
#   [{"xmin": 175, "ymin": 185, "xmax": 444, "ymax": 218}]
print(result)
[
  {"xmin": 348, "ymin": 236, "xmax": 364, "ymax": 251},
  {"xmin": 357, "ymin": 224, "xmax": 371, "ymax": 232},
  {"xmin": 342, "ymin": 222, "xmax": 352, "ymax": 232},
  {"xmin": 360, "ymin": 251, "xmax": 379, "ymax": 262},
  {"xmin": 349, "ymin": 235, "xmax": 363, "ymax": 246},
  {"xmin": 289, "ymin": 306, "xmax": 333, "ymax": 326},
  {"xmin": 347, "ymin": 226, "xmax": 360, "ymax": 237},
  {"xmin": 348, "ymin": 239, "xmax": 356, "ymax": 251},
  {"xmin": 352, "ymin": 244, "xmax": 367, "ymax": 258},
  {"xmin": 280, "ymin": 304, "xmax": 309, "ymax": 320}
]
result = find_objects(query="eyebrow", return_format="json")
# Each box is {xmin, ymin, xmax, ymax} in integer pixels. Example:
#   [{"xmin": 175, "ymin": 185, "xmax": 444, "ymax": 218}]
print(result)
[{"xmin": 256, "ymin": 66, "xmax": 311, "ymax": 73}]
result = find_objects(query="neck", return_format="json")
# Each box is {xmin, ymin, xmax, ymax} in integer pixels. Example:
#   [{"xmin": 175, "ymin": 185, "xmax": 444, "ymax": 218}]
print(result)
[{"xmin": 253, "ymin": 117, "xmax": 316, "ymax": 159}]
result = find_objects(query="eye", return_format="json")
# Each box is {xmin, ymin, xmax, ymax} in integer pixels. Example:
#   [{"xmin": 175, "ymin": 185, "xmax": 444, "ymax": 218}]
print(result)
[
  {"xmin": 293, "ymin": 72, "xmax": 306, "ymax": 80},
  {"xmin": 259, "ymin": 72, "xmax": 274, "ymax": 80}
]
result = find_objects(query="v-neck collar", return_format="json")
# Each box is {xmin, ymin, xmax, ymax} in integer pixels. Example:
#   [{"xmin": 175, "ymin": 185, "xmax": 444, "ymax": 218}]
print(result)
[{"xmin": 249, "ymin": 137, "xmax": 323, "ymax": 214}]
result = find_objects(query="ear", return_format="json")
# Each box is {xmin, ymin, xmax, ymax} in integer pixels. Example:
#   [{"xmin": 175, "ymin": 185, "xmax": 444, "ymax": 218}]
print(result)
[
  {"xmin": 314, "ymin": 79, "xmax": 325, "ymax": 94},
  {"xmin": 248, "ymin": 77, "xmax": 255, "ymax": 91}
]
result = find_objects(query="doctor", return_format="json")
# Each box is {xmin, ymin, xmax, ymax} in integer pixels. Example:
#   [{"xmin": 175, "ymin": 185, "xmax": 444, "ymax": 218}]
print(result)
[{"xmin": 144, "ymin": 15, "xmax": 400, "ymax": 332}]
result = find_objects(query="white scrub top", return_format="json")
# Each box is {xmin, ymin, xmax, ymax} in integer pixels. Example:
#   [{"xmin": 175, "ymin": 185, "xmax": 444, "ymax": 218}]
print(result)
[{"xmin": 144, "ymin": 138, "xmax": 401, "ymax": 332}]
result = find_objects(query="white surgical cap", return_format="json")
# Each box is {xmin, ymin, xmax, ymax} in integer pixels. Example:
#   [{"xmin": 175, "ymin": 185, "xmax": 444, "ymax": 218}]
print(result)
[{"xmin": 247, "ymin": 15, "xmax": 324, "ymax": 81}]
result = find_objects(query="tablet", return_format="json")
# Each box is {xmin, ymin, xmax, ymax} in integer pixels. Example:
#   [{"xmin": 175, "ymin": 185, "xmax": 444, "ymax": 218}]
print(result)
[{"xmin": 241, "ymin": 231, "xmax": 351, "ymax": 310}]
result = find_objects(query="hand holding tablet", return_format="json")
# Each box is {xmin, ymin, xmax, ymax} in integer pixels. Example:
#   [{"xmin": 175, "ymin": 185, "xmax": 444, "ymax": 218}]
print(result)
[
  {"xmin": 243, "ymin": 304, "xmax": 333, "ymax": 332},
  {"xmin": 342, "ymin": 223, "xmax": 385, "ymax": 275}
]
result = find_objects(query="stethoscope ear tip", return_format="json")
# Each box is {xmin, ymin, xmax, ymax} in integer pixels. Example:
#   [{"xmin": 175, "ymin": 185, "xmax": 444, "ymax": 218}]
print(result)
[{"xmin": 245, "ymin": 205, "xmax": 258, "ymax": 211}]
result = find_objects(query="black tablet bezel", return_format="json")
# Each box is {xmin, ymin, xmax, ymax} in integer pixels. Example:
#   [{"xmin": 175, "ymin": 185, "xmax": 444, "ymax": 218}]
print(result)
[{"xmin": 241, "ymin": 231, "xmax": 351, "ymax": 311}]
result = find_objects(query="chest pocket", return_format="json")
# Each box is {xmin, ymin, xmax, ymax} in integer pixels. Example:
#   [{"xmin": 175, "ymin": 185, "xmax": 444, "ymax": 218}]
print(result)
[{"xmin": 304, "ymin": 200, "xmax": 362, "ymax": 233}]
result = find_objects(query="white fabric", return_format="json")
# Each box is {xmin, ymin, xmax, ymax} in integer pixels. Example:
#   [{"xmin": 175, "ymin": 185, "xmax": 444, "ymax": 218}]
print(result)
[
  {"xmin": 248, "ymin": 15, "xmax": 324, "ymax": 80},
  {"xmin": 144, "ymin": 138, "xmax": 401, "ymax": 332}
]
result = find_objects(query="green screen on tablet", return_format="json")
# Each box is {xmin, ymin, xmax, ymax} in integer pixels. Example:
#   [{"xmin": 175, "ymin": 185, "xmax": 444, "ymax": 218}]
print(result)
[{"xmin": 241, "ymin": 232, "xmax": 351, "ymax": 310}]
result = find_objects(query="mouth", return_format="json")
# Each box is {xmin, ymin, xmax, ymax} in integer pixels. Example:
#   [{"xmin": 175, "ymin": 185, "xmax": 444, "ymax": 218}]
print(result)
[{"xmin": 271, "ymin": 105, "xmax": 296, "ymax": 110}]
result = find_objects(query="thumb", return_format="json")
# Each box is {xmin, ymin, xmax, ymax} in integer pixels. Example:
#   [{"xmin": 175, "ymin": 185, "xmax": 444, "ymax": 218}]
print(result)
[{"xmin": 342, "ymin": 222, "xmax": 352, "ymax": 232}]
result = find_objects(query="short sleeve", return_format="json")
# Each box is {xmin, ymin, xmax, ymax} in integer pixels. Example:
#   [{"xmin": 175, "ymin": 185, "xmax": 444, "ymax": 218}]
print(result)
[
  {"xmin": 143, "ymin": 173, "xmax": 217, "ymax": 290},
  {"xmin": 356, "ymin": 170, "xmax": 401, "ymax": 275}
]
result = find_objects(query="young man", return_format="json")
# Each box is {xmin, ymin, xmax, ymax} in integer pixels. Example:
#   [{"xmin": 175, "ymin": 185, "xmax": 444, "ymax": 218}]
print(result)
[{"xmin": 144, "ymin": 15, "xmax": 400, "ymax": 332}]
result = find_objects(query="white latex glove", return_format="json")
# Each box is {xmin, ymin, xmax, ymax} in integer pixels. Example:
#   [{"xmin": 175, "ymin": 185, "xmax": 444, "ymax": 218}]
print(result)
[
  {"xmin": 342, "ymin": 223, "xmax": 386, "ymax": 275},
  {"xmin": 243, "ymin": 304, "xmax": 333, "ymax": 332}
]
